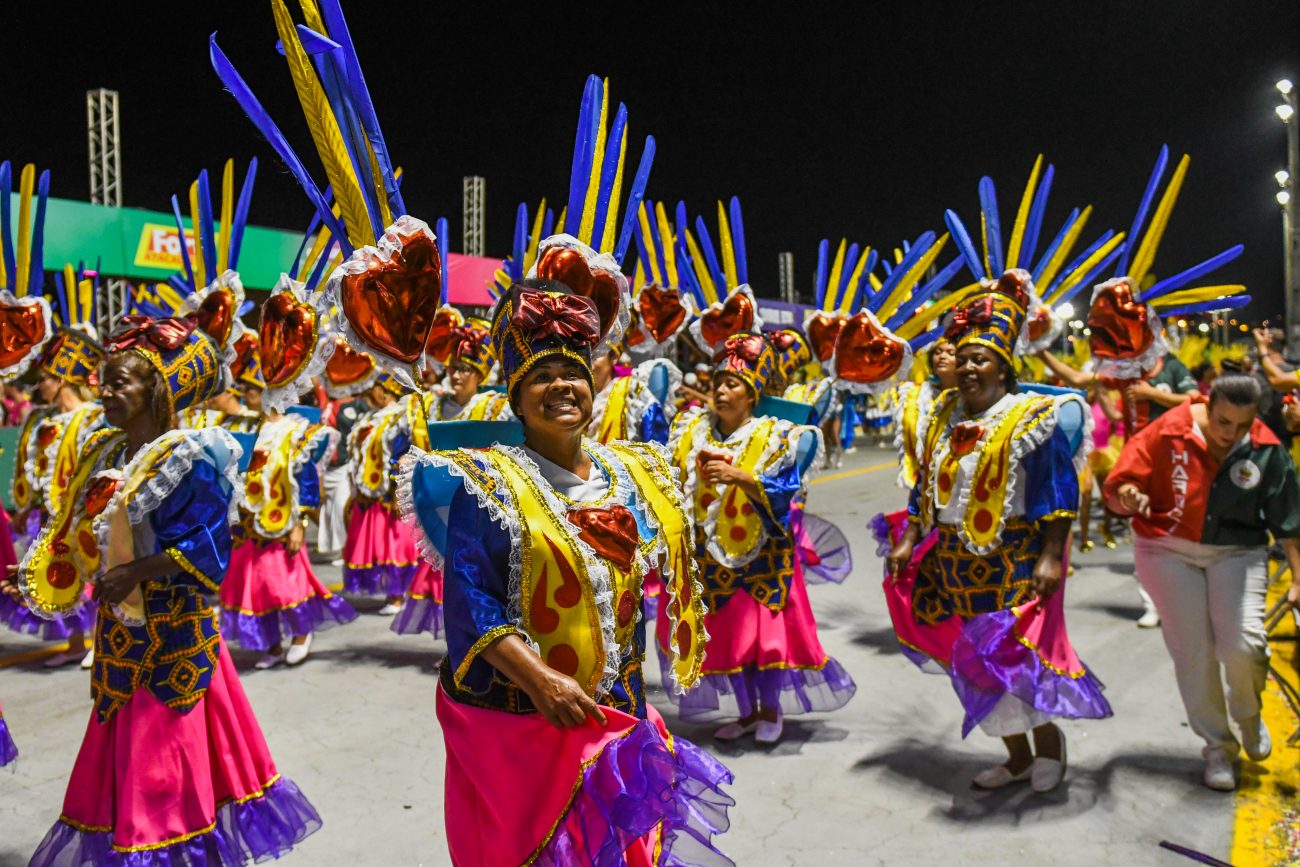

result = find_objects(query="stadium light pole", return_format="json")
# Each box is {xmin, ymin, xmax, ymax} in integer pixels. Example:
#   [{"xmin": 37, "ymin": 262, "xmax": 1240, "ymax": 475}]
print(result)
[{"xmin": 1276, "ymin": 78, "xmax": 1299, "ymax": 354}]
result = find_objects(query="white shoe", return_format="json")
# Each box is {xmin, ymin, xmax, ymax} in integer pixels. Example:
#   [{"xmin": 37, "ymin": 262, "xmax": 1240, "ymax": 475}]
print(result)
[
  {"xmin": 285, "ymin": 634, "xmax": 313, "ymax": 666},
  {"xmin": 1031, "ymin": 729, "xmax": 1068, "ymax": 793},
  {"xmin": 1203, "ymin": 749, "xmax": 1237, "ymax": 791},
  {"xmin": 42, "ymin": 648, "xmax": 85, "ymax": 668},
  {"xmin": 1136, "ymin": 608, "xmax": 1161, "ymax": 629},
  {"xmin": 714, "ymin": 719, "xmax": 759, "ymax": 741},
  {"xmin": 80, "ymin": 649, "xmax": 94, "ymax": 670},
  {"xmin": 755, "ymin": 712, "xmax": 784, "ymax": 745},
  {"xmin": 1240, "ymin": 716, "xmax": 1272, "ymax": 762},
  {"xmin": 972, "ymin": 762, "xmax": 1032, "ymax": 789},
  {"xmin": 254, "ymin": 651, "xmax": 285, "ymax": 670},
  {"xmin": 330, "ymin": 558, "xmax": 344, "ymax": 567},
  {"xmin": 377, "ymin": 602, "xmax": 403, "ymax": 616}
]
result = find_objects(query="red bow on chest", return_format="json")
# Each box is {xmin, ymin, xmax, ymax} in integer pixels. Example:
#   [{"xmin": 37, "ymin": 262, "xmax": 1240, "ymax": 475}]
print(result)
[
  {"xmin": 948, "ymin": 423, "xmax": 984, "ymax": 457},
  {"xmin": 566, "ymin": 504, "xmax": 639, "ymax": 572}
]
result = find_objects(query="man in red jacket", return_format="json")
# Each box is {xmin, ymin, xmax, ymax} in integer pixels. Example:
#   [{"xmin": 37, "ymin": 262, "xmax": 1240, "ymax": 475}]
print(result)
[{"xmin": 1106, "ymin": 374, "xmax": 1300, "ymax": 792}]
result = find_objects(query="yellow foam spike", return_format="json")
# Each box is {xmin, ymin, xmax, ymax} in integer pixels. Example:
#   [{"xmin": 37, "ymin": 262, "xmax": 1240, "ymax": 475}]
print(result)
[
  {"xmin": 158, "ymin": 283, "xmax": 188, "ymax": 315},
  {"xmin": 189, "ymin": 181, "xmax": 207, "ymax": 291},
  {"xmin": 556, "ymin": 206, "xmax": 568, "ymax": 237},
  {"xmin": 876, "ymin": 235, "xmax": 950, "ymax": 324},
  {"xmin": 525, "ymin": 199, "xmax": 546, "ymax": 273},
  {"xmin": 1130, "ymin": 154, "xmax": 1190, "ymax": 287},
  {"xmin": 1006, "ymin": 154, "xmax": 1044, "ymax": 271},
  {"xmin": 598, "ymin": 128, "xmax": 627, "ymax": 255},
  {"xmin": 632, "ymin": 260, "xmax": 646, "ymax": 292},
  {"xmin": 216, "ymin": 160, "xmax": 234, "ymax": 276},
  {"xmin": 14, "ymin": 164, "xmax": 35, "ymax": 296},
  {"xmin": 839, "ymin": 246, "xmax": 873, "ymax": 314},
  {"xmin": 1150, "ymin": 284, "xmax": 1247, "ymax": 310},
  {"xmin": 654, "ymin": 202, "xmax": 677, "ymax": 288},
  {"xmin": 78, "ymin": 279, "xmax": 94, "ymax": 327},
  {"xmin": 717, "ymin": 202, "xmax": 739, "ymax": 291},
  {"xmin": 824, "ymin": 239, "xmax": 848, "ymax": 311},
  {"xmin": 577, "ymin": 81, "xmax": 610, "ymax": 247},
  {"xmin": 868, "ymin": 272, "xmax": 883, "ymax": 292},
  {"xmin": 636, "ymin": 204, "xmax": 663, "ymax": 286},
  {"xmin": 1035, "ymin": 206, "xmax": 1092, "ymax": 291},
  {"xmin": 896, "ymin": 281, "xmax": 982, "ymax": 341},
  {"xmin": 684, "ymin": 229, "xmax": 719, "ymax": 306},
  {"xmin": 1044, "ymin": 232, "xmax": 1126, "ymax": 306},
  {"xmin": 63, "ymin": 265, "xmax": 77, "ymax": 323}
]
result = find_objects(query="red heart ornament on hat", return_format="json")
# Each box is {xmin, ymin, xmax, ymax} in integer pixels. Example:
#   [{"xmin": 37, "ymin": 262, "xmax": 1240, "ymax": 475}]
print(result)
[
  {"xmin": 325, "ymin": 339, "xmax": 375, "ymax": 388},
  {"xmin": 0, "ymin": 298, "xmax": 50, "ymax": 370},
  {"xmin": 1087, "ymin": 279, "xmax": 1153, "ymax": 359},
  {"xmin": 1027, "ymin": 307, "xmax": 1053, "ymax": 342},
  {"xmin": 637, "ymin": 286, "xmax": 688, "ymax": 345},
  {"xmin": 805, "ymin": 311, "xmax": 846, "ymax": 362},
  {"xmin": 194, "ymin": 288, "xmax": 236, "ymax": 348},
  {"xmin": 340, "ymin": 227, "xmax": 442, "ymax": 365},
  {"xmin": 699, "ymin": 293, "xmax": 755, "ymax": 350},
  {"xmin": 535, "ymin": 245, "xmax": 621, "ymax": 341},
  {"xmin": 833, "ymin": 311, "xmax": 906, "ymax": 384},
  {"xmin": 423, "ymin": 307, "xmax": 466, "ymax": 363},
  {"xmin": 259, "ymin": 292, "xmax": 319, "ymax": 388}
]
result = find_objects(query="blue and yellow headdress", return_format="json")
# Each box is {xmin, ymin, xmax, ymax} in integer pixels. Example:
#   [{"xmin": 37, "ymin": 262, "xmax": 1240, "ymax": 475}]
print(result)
[
  {"xmin": 445, "ymin": 318, "xmax": 495, "ymax": 380},
  {"xmin": 945, "ymin": 270, "xmax": 1032, "ymax": 367},
  {"xmin": 42, "ymin": 262, "xmax": 104, "ymax": 387},
  {"xmin": 108, "ymin": 316, "xmax": 228, "ymax": 415},
  {"xmin": 491, "ymin": 201, "xmax": 552, "ymax": 302},
  {"xmin": 489, "ymin": 282, "xmax": 610, "ymax": 400},
  {"xmin": 0, "ymin": 161, "xmax": 57, "ymax": 381},
  {"xmin": 768, "ymin": 329, "xmax": 811, "ymax": 388},
  {"xmin": 627, "ymin": 199, "xmax": 696, "ymax": 356}
]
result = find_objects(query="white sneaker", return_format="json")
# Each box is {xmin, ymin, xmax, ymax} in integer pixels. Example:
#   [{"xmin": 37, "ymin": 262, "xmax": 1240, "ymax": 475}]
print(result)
[
  {"xmin": 1240, "ymin": 716, "xmax": 1272, "ymax": 762},
  {"xmin": 377, "ymin": 602, "xmax": 403, "ymax": 616},
  {"xmin": 1031, "ymin": 729, "xmax": 1068, "ymax": 793},
  {"xmin": 80, "ymin": 649, "xmax": 95, "ymax": 670},
  {"xmin": 254, "ymin": 651, "xmax": 286, "ymax": 670},
  {"xmin": 1203, "ymin": 749, "xmax": 1237, "ymax": 791},
  {"xmin": 285, "ymin": 634, "xmax": 313, "ymax": 666},
  {"xmin": 714, "ymin": 719, "xmax": 759, "ymax": 741},
  {"xmin": 755, "ymin": 711, "xmax": 784, "ymax": 746},
  {"xmin": 972, "ymin": 762, "xmax": 1032, "ymax": 789},
  {"xmin": 1136, "ymin": 608, "xmax": 1161, "ymax": 629}
]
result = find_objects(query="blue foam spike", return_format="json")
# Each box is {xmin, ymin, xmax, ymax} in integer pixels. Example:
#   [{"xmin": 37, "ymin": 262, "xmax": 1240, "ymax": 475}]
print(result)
[
  {"xmin": 542, "ymin": 209, "xmax": 554, "ymax": 241},
  {"xmin": 632, "ymin": 226, "xmax": 653, "ymax": 286},
  {"xmin": 1139, "ymin": 245, "xmax": 1245, "ymax": 302},
  {"xmin": 613, "ymin": 135, "xmax": 655, "ymax": 265},
  {"xmin": 274, "ymin": 24, "xmax": 339, "ymax": 55},
  {"xmin": 167, "ymin": 275, "xmax": 191, "ymax": 296},
  {"xmin": 436, "ymin": 216, "xmax": 450, "ymax": 306},
  {"xmin": 238, "ymin": 300, "xmax": 254, "ymax": 318},
  {"xmin": 170, "ymin": 194, "xmax": 196, "ymax": 292},
  {"xmin": 512, "ymin": 204, "xmax": 527, "ymax": 269},
  {"xmin": 567, "ymin": 76, "xmax": 601, "ymax": 233},
  {"xmin": 318, "ymin": 0, "xmax": 404, "ymax": 217},
  {"xmin": 978, "ymin": 176, "xmax": 1003, "ymax": 275},
  {"xmin": 836, "ymin": 243, "xmax": 860, "ymax": 309},
  {"xmin": 1044, "ymin": 229, "xmax": 1117, "ymax": 296},
  {"xmin": 943, "ymin": 209, "xmax": 984, "ymax": 281},
  {"xmin": 869, "ymin": 231, "xmax": 937, "ymax": 314},
  {"xmin": 814, "ymin": 239, "xmax": 829, "ymax": 307},
  {"xmin": 1116, "ymin": 145, "xmax": 1169, "ymax": 276},
  {"xmin": 645, "ymin": 201, "xmax": 669, "ymax": 283},
  {"xmin": 909, "ymin": 330, "xmax": 943, "ymax": 352},
  {"xmin": 28, "ymin": 170, "xmax": 50, "ymax": 296},
  {"xmin": 1020, "ymin": 164, "xmax": 1054, "ymax": 270},
  {"xmin": 228, "ymin": 158, "xmax": 258, "ymax": 270},
  {"xmin": 902, "ymin": 240, "xmax": 912, "ymax": 254},
  {"xmin": 1050, "ymin": 244, "xmax": 1127, "ymax": 307},
  {"xmin": 694, "ymin": 216, "xmax": 727, "ymax": 292},
  {"xmin": 588, "ymin": 104, "xmax": 627, "ymax": 252},
  {"xmin": 884, "ymin": 256, "xmax": 966, "ymax": 332},
  {"xmin": 196, "ymin": 170, "xmax": 218, "ymax": 281},
  {"xmin": 52, "ymin": 272, "xmax": 70, "ymax": 325},
  {"xmin": 314, "ymin": 41, "xmax": 383, "ymax": 236},
  {"xmin": 729, "ymin": 197, "xmax": 748, "ymax": 286},
  {"xmin": 1156, "ymin": 296, "xmax": 1251, "ymax": 318},
  {"xmin": 0, "ymin": 163, "xmax": 14, "ymax": 285},
  {"xmin": 1030, "ymin": 208, "xmax": 1081, "ymax": 283},
  {"xmin": 306, "ymin": 238, "xmax": 334, "ymax": 293},
  {"xmin": 847, "ymin": 249, "xmax": 879, "ymax": 313}
]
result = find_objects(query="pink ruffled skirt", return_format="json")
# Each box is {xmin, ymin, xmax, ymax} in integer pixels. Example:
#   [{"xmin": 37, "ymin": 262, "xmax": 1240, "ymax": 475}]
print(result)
[
  {"xmin": 341, "ymin": 501, "xmax": 420, "ymax": 597},
  {"xmin": 220, "ymin": 539, "xmax": 357, "ymax": 652},
  {"xmin": 391, "ymin": 561, "xmax": 444, "ymax": 637}
]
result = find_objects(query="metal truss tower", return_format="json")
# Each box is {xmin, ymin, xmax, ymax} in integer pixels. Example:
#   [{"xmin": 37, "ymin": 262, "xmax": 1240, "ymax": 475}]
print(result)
[
  {"xmin": 778, "ymin": 252, "xmax": 795, "ymax": 302},
  {"xmin": 87, "ymin": 88, "xmax": 127, "ymax": 328},
  {"xmin": 462, "ymin": 176, "xmax": 485, "ymax": 258}
]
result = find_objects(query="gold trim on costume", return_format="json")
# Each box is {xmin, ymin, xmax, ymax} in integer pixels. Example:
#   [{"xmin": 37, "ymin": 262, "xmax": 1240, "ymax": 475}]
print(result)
[{"xmin": 166, "ymin": 546, "xmax": 220, "ymax": 593}]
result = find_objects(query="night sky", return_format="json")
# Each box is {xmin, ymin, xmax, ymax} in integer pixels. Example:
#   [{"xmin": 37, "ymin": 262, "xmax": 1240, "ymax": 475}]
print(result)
[{"xmin": 4, "ymin": 1, "xmax": 1298, "ymax": 321}]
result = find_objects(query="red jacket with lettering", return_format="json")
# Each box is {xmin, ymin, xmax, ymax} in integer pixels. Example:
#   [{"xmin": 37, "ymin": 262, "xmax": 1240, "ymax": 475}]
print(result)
[{"xmin": 1104, "ymin": 399, "xmax": 1300, "ymax": 546}]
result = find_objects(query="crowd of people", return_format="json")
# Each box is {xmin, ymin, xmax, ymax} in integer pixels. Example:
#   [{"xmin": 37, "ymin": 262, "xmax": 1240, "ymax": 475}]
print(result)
[{"xmin": 1, "ymin": 3, "xmax": 1299, "ymax": 865}]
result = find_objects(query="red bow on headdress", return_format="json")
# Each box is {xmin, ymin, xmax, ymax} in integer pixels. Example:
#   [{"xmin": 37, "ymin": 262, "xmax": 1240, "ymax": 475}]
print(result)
[
  {"xmin": 512, "ymin": 291, "xmax": 601, "ymax": 347},
  {"xmin": 945, "ymin": 296, "xmax": 998, "ymax": 339},
  {"xmin": 110, "ymin": 315, "xmax": 196, "ymax": 353},
  {"xmin": 451, "ymin": 325, "xmax": 487, "ymax": 359},
  {"xmin": 713, "ymin": 333, "xmax": 765, "ymax": 365}
]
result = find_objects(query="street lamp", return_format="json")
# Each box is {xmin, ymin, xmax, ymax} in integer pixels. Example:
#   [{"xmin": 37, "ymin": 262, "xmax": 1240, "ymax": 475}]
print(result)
[
  {"xmin": 1055, "ymin": 302, "xmax": 1074, "ymax": 320},
  {"xmin": 1281, "ymin": 79, "xmax": 1295, "ymax": 95},
  {"xmin": 1279, "ymin": 190, "xmax": 1292, "ymax": 206},
  {"xmin": 1276, "ymin": 75, "xmax": 1300, "ymax": 356}
]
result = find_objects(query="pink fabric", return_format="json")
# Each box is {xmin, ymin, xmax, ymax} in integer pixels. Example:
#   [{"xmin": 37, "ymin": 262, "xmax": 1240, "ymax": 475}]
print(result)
[
  {"xmin": 342, "ymin": 502, "xmax": 419, "ymax": 573},
  {"xmin": 404, "ymin": 561, "xmax": 443, "ymax": 604},
  {"xmin": 642, "ymin": 569, "xmax": 663, "ymax": 604},
  {"xmin": 0, "ymin": 507, "xmax": 16, "ymax": 574},
  {"xmin": 1091, "ymin": 402, "xmax": 1112, "ymax": 448},
  {"xmin": 1010, "ymin": 592, "xmax": 1086, "ymax": 674},
  {"xmin": 221, "ymin": 539, "xmax": 337, "ymax": 616},
  {"xmin": 879, "ymin": 511, "xmax": 962, "ymax": 668},
  {"xmin": 59, "ymin": 641, "xmax": 279, "ymax": 849},
  {"xmin": 436, "ymin": 687, "xmax": 657, "ymax": 867}
]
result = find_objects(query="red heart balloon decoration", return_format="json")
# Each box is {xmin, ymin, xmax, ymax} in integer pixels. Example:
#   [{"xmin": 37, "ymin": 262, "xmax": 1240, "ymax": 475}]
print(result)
[
  {"xmin": 699, "ymin": 293, "xmax": 755, "ymax": 349},
  {"xmin": 1027, "ymin": 307, "xmax": 1053, "ymax": 342},
  {"xmin": 0, "ymin": 300, "xmax": 49, "ymax": 369},
  {"xmin": 423, "ymin": 307, "xmax": 466, "ymax": 363},
  {"xmin": 341, "ymin": 229, "xmax": 442, "ymax": 364},
  {"xmin": 325, "ymin": 339, "xmax": 376, "ymax": 388},
  {"xmin": 625, "ymin": 307, "xmax": 647, "ymax": 348},
  {"xmin": 637, "ymin": 286, "xmax": 687, "ymax": 344},
  {"xmin": 194, "ymin": 289, "xmax": 235, "ymax": 348},
  {"xmin": 1087, "ymin": 280, "xmax": 1153, "ymax": 359},
  {"xmin": 535, "ymin": 245, "xmax": 620, "ymax": 340},
  {"xmin": 833, "ymin": 311, "xmax": 906, "ymax": 384},
  {"xmin": 259, "ymin": 293, "xmax": 319, "ymax": 388},
  {"xmin": 805, "ymin": 311, "xmax": 845, "ymax": 362},
  {"xmin": 230, "ymin": 331, "xmax": 259, "ymax": 382}
]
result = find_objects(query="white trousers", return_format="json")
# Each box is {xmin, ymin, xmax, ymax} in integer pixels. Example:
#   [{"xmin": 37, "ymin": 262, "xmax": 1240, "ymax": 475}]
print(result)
[
  {"xmin": 318, "ymin": 464, "xmax": 353, "ymax": 555},
  {"xmin": 1134, "ymin": 535, "xmax": 1270, "ymax": 755}
]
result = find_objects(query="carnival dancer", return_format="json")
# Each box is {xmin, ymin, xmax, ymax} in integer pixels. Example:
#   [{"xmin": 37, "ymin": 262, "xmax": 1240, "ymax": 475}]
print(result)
[
  {"xmin": 886, "ymin": 271, "xmax": 1112, "ymax": 793},
  {"xmin": 319, "ymin": 338, "xmax": 376, "ymax": 560},
  {"xmin": 1104, "ymin": 374, "xmax": 1300, "ymax": 791},
  {"xmin": 25, "ymin": 315, "xmax": 321, "ymax": 864},
  {"xmin": 424, "ymin": 314, "xmax": 513, "ymax": 422},
  {"xmin": 894, "ymin": 338, "xmax": 958, "ymax": 489}
]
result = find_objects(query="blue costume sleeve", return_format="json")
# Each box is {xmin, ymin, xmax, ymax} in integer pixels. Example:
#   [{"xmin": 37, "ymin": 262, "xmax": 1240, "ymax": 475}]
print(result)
[
  {"xmin": 152, "ymin": 459, "xmax": 233, "ymax": 592},
  {"xmin": 1022, "ymin": 425, "xmax": 1081, "ymax": 523},
  {"xmin": 296, "ymin": 460, "xmax": 322, "ymax": 511},
  {"xmin": 443, "ymin": 485, "xmax": 520, "ymax": 693},
  {"xmin": 639, "ymin": 402, "xmax": 669, "ymax": 445}
]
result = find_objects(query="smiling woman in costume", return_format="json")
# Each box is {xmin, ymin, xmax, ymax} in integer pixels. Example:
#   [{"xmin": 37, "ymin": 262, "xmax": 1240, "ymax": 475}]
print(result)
[{"xmin": 25, "ymin": 316, "xmax": 320, "ymax": 866}]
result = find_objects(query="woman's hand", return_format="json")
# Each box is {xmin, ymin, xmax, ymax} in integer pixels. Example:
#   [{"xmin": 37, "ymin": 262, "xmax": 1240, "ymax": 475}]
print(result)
[
  {"xmin": 93, "ymin": 564, "xmax": 144, "ymax": 605},
  {"xmin": 1031, "ymin": 553, "xmax": 1063, "ymax": 600},
  {"xmin": 1287, "ymin": 578, "xmax": 1300, "ymax": 610},
  {"xmin": 886, "ymin": 523, "xmax": 921, "ymax": 580},
  {"xmin": 523, "ymin": 667, "xmax": 608, "ymax": 730},
  {"xmin": 701, "ymin": 459, "xmax": 747, "ymax": 487},
  {"xmin": 286, "ymin": 523, "xmax": 305, "ymax": 555},
  {"xmin": 1115, "ymin": 483, "xmax": 1151, "ymax": 518},
  {"xmin": 1, "ymin": 564, "xmax": 19, "ymax": 599}
]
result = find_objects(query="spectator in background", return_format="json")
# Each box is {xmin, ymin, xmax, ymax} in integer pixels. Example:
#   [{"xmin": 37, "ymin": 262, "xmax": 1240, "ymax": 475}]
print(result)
[
  {"xmin": 1, "ymin": 383, "xmax": 31, "ymax": 426},
  {"xmin": 1191, "ymin": 362, "xmax": 1217, "ymax": 396}
]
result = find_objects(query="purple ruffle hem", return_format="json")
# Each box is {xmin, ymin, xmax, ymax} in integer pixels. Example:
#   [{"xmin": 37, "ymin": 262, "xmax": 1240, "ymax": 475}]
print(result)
[
  {"xmin": 0, "ymin": 716, "xmax": 16, "ymax": 767},
  {"xmin": 28, "ymin": 776, "xmax": 321, "ymax": 867},
  {"xmin": 342, "ymin": 563, "xmax": 417, "ymax": 598},
  {"xmin": 389, "ymin": 598, "xmax": 444, "ymax": 638},
  {"xmin": 867, "ymin": 511, "xmax": 895, "ymax": 557},
  {"xmin": 536, "ymin": 719, "xmax": 735, "ymax": 867},
  {"xmin": 220, "ymin": 595, "xmax": 358, "ymax": 653},
  {"xmin": 950, "ymin": 608, "xmax": 1113, "ymax": 738},
  {"xmin": 796, "ymin": 512, "xmax": 853, "ymax": 585},
  {"xmin": 0, "ymin": 594, "xmax": 96, "ymax": 641},
  {"xmin": 664, "ymin": 655, "xmax": 858, "ymax": 723}
]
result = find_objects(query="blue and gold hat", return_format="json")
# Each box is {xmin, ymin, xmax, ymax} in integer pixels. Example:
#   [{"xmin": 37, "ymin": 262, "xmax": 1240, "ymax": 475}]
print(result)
[
  {"xmin": 768, "ymin": 328, "xmax": 811, "ymax": 387},
  {"xmin": 489, "ymin": 282, "xmax": 607, "ymax": 399},
  {"xmin": 712, "ymin": 332, "xmax": 777, "ymax": 399},
  {"xmin": 108, "ymin": 316, "xmax": 228, "ymax": 415},
  {"xmin": 945, "ymin": 270, "xmax": 1030, "ymax": 366},
  {"xmin": 447, "ymin": 317, "xmax": 496, "ymax": 380},
  {"xmin": 42, "ymin": 329, "xmax": 105, "ymax": 388}
]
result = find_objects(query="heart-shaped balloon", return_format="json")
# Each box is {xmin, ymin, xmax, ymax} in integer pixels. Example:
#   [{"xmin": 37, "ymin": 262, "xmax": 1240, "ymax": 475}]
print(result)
[
  {"xmin": 833, "ymin": 311, "xmax": 907, "ymax": 384},
  {"xmin": 423, "ymin": 307, "xmax": 466, "ymax": 363},
  {"xmin": 194, "ymin": 288, "xmax": 236, "ymax": 348},
  {"xmin": 325, "ymin": 338, "xmax": 376, "ymax": 388},
  {"xmin": 229, "ymin": 331, "xmax": 259, "ymax": 382},
  {"xmin": 699, "ymin": 293, "xmax": 756, "ymax": 350},
  {"xmin": 0, "ymin": 297, "xmax": 50, "ymax": 370},
  {"xmin": 1087, "ymin": 279, "xmax": 1153, "ymax": 359},
  {"xmin": 535, "ymin": 245, "xmax": 621, "ymax": 341},
  {"xmin": 625, "ymin": 307, "xmax": 647, "ymax": 348},
  {"xmin": 637, "ymin": 286, "xmax": 688, "ymax": 345},
  {"xmin": 805, "ymin": 312, "xmax": 847, "ymax": 362},
  {"xmin": 340, "ymin": 224, "xmax": 442, "ymax": 364},
  {"xmin": 259, "ymin": 292, "xmax": 319, "ymax": 388},
  {"xmin": 1027, "ymin": 307, "xmax": 1053, "ymax": 342}
]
